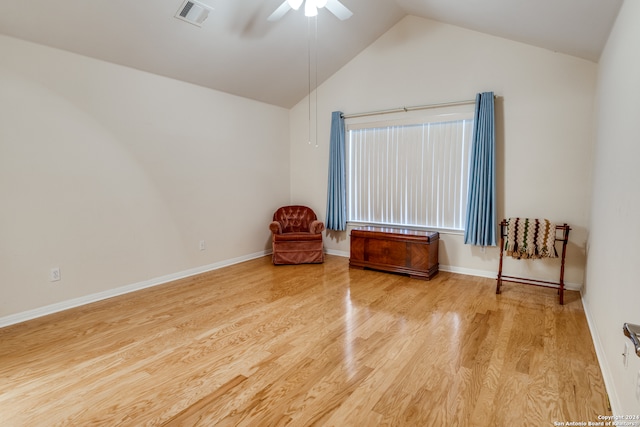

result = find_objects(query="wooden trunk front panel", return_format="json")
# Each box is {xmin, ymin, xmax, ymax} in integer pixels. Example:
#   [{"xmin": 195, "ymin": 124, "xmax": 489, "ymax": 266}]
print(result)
[{"xmin": 349, "ymin": 227, "xmax": 439, "ymax": 280}]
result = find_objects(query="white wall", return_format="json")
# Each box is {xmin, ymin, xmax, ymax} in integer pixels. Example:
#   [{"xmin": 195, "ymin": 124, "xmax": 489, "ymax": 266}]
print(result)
[
  {"xmin": 584, "ymin": 0, "xmax": 640, "ymax": 414},
  {"xmin": 290, "ymin": 15, "xmax": 598, "ymax": 286},
  {"xmin": 0, "ymin": 35, "xmax": 290, "ymax": 320}
]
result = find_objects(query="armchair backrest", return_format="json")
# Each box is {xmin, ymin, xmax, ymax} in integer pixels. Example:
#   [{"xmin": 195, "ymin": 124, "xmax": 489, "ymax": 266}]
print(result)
[{"xmin": 273, "ymin": 205, "xmax": 318, "ymax": 233}]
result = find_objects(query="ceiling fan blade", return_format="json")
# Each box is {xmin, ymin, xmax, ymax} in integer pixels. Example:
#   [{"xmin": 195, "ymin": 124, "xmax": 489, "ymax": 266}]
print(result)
[
  {"xmin": 267, "ymin": 1, "xmax": 292, "ymax": 21},
  {"xmin": 324, "ymin": 0, "xmax": 353, "ymax": 20}
]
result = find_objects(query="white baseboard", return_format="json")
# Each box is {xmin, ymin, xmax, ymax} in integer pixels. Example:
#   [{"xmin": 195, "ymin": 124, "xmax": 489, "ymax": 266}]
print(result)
[
  {"xmin": 325, "ymin": 249, "xmax": 349, "ymax": 258},
  {"xmin": 0, "ymin": 251, "xmax": 270, "ymax": 329},
  {"xmin": 325, "ymin": 252, "xmax": 582, "ymax": 290},
  {"xmin": 438, "ymin": 264, "xmax": 582, "ymax": 291},
  {"xmin": 439, "ymin": 264, "xmax": 497, "ymax": 279},
  {"xmin": 0, "ymin": 250, "xmax": 582, "ymax": 328},
  {"xmin": 581, "ymin": 294, "xmax": 620, "ymax": 415}
]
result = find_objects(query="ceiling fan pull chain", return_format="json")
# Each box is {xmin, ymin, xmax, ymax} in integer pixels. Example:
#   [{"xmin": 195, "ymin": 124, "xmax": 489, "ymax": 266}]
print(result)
[
  {"xmin": 308, "ymin": 16, "xmax": 312, "ymax": 145},
  {"xmin": 314, "ymin": 15, "xmax": 318, "ymax": 148}
]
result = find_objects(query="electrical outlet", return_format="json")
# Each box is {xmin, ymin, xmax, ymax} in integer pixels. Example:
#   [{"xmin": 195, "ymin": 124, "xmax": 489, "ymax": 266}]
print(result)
[
  {"xmin": 199, "ymin": 240, "xmax": 206, "ymax": 251},
  {"xmin": 50, "ymin": 267, "xmax": 61, "ymax": 282}
]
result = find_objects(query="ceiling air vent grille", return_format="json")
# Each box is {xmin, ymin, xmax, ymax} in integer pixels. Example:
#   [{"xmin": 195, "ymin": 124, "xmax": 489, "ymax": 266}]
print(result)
[{"xmin": 175, "ymin": 0, "xmax": 212, "ymax": 27}]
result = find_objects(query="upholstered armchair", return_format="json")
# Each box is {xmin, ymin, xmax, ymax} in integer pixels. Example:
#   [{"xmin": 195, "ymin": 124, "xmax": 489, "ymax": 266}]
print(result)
[{"xmin": 269, "ymin": 205, "xmax": 325, "ymax": 265}]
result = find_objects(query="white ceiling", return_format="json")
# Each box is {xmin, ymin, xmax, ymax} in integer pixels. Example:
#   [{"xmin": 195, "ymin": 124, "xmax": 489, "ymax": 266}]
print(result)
[{"xmin": 0, "ymin": 0, "xmax": 623, "ymax": 108}]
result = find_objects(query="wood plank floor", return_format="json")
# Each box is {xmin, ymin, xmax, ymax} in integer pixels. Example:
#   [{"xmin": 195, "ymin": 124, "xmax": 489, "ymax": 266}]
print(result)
[{"xmin": 0, "ymin": 255, "xmax": 610, "ymax": 426}]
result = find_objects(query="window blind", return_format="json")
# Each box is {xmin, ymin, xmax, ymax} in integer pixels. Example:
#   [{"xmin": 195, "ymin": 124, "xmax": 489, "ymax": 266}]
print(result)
[{"xmin": 346, "ymin": 114, "xmax": 473, "ymax": 231}]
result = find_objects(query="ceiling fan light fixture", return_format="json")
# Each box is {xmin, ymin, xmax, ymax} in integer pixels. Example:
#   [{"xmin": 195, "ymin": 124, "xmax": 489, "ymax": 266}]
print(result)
[
  {"xmin": 287, "ymin": 0, "xmax": 304, "ymax": 10},
  {"xmin": 304, "ymin": 1, "xmax": 318, "ymax": 17},
  {"xmin": 269, "ymin": 0, "xmax": 352, "ymax": 22}
]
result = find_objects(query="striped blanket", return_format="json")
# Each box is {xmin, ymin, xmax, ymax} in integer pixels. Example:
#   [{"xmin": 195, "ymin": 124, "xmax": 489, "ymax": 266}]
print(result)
[{"xmin": 505, "ymin": 218, "xmax": 558, "ymax": 259}]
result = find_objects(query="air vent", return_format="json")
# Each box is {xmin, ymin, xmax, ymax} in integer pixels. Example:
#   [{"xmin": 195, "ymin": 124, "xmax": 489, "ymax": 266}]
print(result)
[{"xmin": 175, "ymin": 0, "xmax": 212, "ymax": 27}]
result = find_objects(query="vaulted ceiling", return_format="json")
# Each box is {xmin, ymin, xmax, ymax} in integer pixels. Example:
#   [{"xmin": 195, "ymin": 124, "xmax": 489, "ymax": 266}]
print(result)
[{"xmin": 0, "ymin": 0, "xmax": 623, "ymax": 108}]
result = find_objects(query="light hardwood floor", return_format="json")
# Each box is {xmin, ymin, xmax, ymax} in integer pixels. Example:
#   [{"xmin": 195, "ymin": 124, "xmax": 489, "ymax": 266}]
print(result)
[{"xmin": 0, "ymin": 255, "xmax": 610, "ymax": 426}]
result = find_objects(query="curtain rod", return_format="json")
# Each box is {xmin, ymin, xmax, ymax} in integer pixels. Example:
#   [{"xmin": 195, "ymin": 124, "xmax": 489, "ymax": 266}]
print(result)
[{"xmin": 341, "ymin": 98, "xmax": 480, "ymax": 120}]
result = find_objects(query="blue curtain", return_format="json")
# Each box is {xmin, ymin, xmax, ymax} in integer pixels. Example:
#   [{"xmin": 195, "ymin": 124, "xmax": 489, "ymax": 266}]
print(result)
[
  {"xmin": 326, "ymin": 111, "xmax": 347, "ymax": 231},
  {"xmin": 464, "ymin": 92, "xmax": 497, "ymax": 246}
]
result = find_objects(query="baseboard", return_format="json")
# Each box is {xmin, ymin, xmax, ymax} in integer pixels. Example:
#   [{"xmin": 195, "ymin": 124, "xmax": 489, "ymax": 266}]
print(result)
[
  {"xmin": 0, "ymin": 250, "xmax": 582, "ymax": 328},
  {"xmin": 0, "ymin": 251, "xmax": 270, "ymax": 329},
  {"xmin": 439, "ymin": 264, "xmax": 497, "ymax": 279},
  {"xmin": 325, "ymin": 249, "xmax": 349, "ymax": 258},
  {"xmin": 438, "ymin": 264, "xmax": 582, "ymax": 291},
  {"xmin": 325, "ymin": 251, "xmax": 582, "ymax": 290},
  {"xmin": 581, "ymin": 293, "xmax": 620, "ymax": 415}
]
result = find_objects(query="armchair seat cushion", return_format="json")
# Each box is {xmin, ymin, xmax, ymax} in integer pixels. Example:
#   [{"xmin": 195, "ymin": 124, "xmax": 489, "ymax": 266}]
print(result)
[
  {"xmin": 272, "ymin": 232, "xmax": 323, "ymax": 242},
  {"xmin": 269, "ymin": 205, "xmax": 324, "ymax": 265}
]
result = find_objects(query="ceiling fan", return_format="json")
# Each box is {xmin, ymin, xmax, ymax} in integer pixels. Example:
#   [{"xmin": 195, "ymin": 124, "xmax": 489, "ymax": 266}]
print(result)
[{"xmin": 268, "ymin": 0, "xmax": 353, "ymax": 21}]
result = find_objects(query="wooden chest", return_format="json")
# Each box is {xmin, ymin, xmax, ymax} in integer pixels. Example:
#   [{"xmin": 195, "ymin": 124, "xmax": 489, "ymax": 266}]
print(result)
[{"xmin": 349, "ymin": 226, "xmax": 439, "ymax": 280}]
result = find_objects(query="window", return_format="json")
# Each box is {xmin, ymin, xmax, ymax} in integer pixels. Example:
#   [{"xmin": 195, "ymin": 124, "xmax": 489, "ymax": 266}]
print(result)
[{"xmin": 346, "ymin": 107, "xmax": 474, "ymax": 231}]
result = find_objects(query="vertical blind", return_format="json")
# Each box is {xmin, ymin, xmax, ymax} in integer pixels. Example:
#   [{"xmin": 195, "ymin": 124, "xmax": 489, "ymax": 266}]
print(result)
[{"xmin": 346, "ymin": 118, "xmax": 473, "ymax": 230}]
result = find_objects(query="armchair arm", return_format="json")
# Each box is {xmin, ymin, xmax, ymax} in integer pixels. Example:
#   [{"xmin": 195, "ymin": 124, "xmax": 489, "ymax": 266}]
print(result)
[
  {"xmin": 269, "ymin": 221, "xmax": 283, "ymax": 234},
  {"xmin": 309, "ymin": 220, "xmax": 325, "ymax": 234}
]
